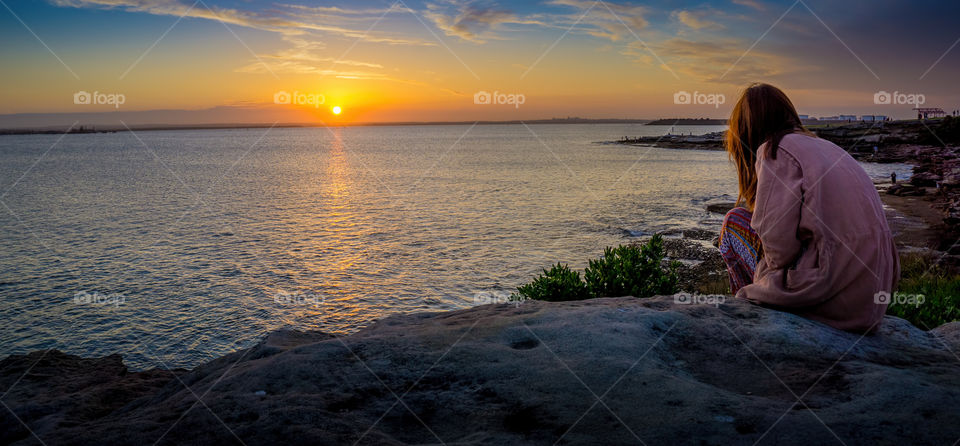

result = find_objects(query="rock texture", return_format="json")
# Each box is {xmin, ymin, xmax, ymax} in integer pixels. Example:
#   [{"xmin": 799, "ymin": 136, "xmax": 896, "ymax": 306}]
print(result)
[
  {"xmin": 3, "ymin": 297, "xmax": 960, "ymax": 445},
  {"xmin": 705, "ymin": 200, "xmax": 737, "ymax": 214}
]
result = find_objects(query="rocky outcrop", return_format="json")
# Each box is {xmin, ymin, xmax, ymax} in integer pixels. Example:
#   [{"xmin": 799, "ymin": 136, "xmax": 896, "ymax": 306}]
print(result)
[
  {"xmin": 609, "ymin": 132, "xmax": 726, "ymax": 151},
  {"xmin": 705, "ymin": 199, "xmax": 737, "ymax": 214},
  {"xmin": 3, "ymin": 297, "xmax": 960, "ymax": 445},
  {"xmin": 886, "ymin": 183, "xmax": 926, "ymax": 196}
]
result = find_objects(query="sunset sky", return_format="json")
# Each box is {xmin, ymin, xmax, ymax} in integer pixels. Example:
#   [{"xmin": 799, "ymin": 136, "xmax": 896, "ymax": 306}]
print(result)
[{"xmin": 1, "ymin": 0, "xmax": 958, "ymax": 124}]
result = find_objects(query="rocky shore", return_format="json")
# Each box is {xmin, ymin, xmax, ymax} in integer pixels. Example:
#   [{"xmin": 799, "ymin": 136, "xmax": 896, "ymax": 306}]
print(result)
[
  {"xmin": 606, "ymin": 131, "xmax": 725, "ymax": 151},
  {"xmin": 4, "ymin": 296, "xmax": 960, "ymax": 445}
]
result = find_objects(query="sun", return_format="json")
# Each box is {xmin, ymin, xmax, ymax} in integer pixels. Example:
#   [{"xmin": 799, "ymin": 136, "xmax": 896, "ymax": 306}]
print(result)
[{"xmin": 332, "ymin": 106, "xmax": 342, "ymax": 115}]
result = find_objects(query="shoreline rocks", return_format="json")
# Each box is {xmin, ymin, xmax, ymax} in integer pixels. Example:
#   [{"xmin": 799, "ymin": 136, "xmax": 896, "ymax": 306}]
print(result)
[
  {"xmin": 705, "ymin": 200, "xmax": 737, "ymax": 214},
  {"xmin": 606, "ymin": 131, "xmax": 725, "ymax": 151}
]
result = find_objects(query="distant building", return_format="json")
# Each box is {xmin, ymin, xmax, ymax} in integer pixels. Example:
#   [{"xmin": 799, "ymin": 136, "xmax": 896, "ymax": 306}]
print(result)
[
  {"xmin": 838, "ymin": 115, "xmax": 857, "ymax": 121},
  {"xmin": 798, "ymin": 114, "xmax": 810, "ymax": 120},
  {"xmin": 913, "ymin": 107, "xmax": 945, "ymax": 119},
  {"xmin": 861, "ymin": 115, "xmax": 889, "ymax": 122}
]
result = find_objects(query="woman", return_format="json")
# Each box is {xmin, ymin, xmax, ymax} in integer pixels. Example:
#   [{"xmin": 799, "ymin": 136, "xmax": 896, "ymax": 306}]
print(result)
[{"xmin": 719, "ymin": 83, "xmax": 899, "ymax": 332}]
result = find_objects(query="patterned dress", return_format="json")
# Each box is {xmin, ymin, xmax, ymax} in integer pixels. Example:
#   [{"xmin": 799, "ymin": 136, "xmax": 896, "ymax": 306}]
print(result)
[{"xmin": 718, "ymin": 207, "xmax": 763, "ymax": 294}]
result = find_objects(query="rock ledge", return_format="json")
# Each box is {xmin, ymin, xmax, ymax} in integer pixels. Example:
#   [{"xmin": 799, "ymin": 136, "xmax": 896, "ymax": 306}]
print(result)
[{"xmin": 3, "ymin": 296, "xmax": 960, "ymax": 445}]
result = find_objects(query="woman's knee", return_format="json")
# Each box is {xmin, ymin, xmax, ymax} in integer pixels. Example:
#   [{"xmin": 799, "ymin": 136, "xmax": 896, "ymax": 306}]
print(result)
[{"xmin": 723, "ymin": 206, "xmax": 752, "ymax": 224}]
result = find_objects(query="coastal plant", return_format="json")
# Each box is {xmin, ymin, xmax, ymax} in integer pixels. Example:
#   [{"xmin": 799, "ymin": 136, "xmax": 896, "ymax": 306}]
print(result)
[
  {"xmin": 886, "ymin": 253, "xmax": 960, "ymax": 328},
  {"xmin": 584, "ymin": 235, "xmax": 681, "ymax": 298},
  {"xmin": 513, "ymin": 263, "xmax": 591, "ymax": 302},
  {"xmin": 513, "ymin": 235, "xmax": 681, "ymax": 301}
]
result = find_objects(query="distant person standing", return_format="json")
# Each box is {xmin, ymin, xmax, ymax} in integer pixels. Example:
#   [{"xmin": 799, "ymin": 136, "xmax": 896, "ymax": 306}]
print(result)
[{"xmin": 891, "ymin": 172, "xmax": 897, "ymax": 184}]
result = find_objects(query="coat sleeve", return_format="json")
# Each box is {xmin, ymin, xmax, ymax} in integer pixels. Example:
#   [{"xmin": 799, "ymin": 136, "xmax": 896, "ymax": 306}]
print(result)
[
  {"xmin": 751, "ymin": 147, "xmax": 804, "ymax": 270},
  {"xmin": 737, "ymin": 146, "xmax": 828, "ymax": 308}
]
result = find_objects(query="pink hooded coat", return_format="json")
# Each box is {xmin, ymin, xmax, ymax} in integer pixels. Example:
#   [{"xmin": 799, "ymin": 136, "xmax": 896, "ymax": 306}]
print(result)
[{"xmin": 736, "ymin": 133, "xmax": 900, "ymax": 332}]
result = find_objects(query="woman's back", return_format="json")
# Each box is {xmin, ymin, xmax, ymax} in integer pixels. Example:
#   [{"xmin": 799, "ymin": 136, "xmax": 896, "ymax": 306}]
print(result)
[{"xmin": 737, "ymin": 133, "xmax": 899, "ymax": 332}]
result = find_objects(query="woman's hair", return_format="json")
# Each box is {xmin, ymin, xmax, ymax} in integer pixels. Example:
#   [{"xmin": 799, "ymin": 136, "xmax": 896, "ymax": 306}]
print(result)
[{"xmin": 725, "ymin": 83, "xmax": 809, "ymax": 210}]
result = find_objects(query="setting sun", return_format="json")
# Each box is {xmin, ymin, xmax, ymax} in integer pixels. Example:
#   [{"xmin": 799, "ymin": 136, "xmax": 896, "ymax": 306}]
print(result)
[{"xmin": 332, "ymin": 106, "xmax": 342, "ymax": 115}]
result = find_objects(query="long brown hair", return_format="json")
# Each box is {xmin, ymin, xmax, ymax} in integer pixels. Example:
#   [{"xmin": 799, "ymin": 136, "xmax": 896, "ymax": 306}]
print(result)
[{"xmin": 725, "ymin": 83, "xmax": 809, "ymax": 210}]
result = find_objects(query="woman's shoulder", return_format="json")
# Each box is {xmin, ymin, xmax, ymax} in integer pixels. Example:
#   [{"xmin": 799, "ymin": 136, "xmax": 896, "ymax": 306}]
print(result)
[
  {"xmin": 779, "ymin": 132, "xmax": 844, "ymax": 155},
  {"xmin": 757, "ymin": 135, "xmax": 804, "ymax": 167},
  {"xmin": 769, "ymin": 132, "xmax": 843, "ymax": 164}
]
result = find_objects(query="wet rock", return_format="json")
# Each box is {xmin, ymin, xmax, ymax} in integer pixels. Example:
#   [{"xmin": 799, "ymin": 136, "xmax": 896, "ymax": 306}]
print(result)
[
  {"xmin": 942, "ymin": 174, "xmax": 960, "ymax": 188},
  {"xmin": 705, "ymin": 200, "xmax": 737, "ymax": 214},
  {"xmin": 682, "ymin": 228, "xmax": 718, "ymax": 241},
  {"xmin": 887, "ymin": 184, "xmax": 925, "ymax": 196},
  {"xmin": 911, "ymin": 171, "xmax": 942, "ymax": 187}
]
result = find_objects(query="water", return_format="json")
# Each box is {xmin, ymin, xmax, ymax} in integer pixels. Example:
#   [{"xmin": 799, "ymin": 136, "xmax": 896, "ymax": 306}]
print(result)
[{"xmin": 0, "ymin": 124, "xmax": 902, "ymax": 369}]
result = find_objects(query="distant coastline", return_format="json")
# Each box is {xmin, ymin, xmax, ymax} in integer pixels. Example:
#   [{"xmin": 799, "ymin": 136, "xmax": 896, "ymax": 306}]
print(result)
[
  {"xmin": 0, "ymin": 118, "xmax": 654, "ymax": 135},
  {"xmin": 646, "ymin": 118, "xmax": 726, "ymax": 125}
]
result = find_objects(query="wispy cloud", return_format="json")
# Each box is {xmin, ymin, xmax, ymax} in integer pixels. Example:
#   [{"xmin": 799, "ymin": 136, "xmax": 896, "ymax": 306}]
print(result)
[
  {"xmin": 423, "ymin": 1, "xmax": 545, "ymax": 43},
  {"xmin": 233, "ymin": 34, "xmax": 386, "ymax": 78},
  {"xmin": 422, "ymin": 0, "xmax": 651, "ymax": 43},
  {"xmin": 731, "ymin": 0, "xmax": 766, "ymax": 12},
  {"xmin": 544, "ymin": 0, "xmax": 649, "ymax": 41},
  {"xmin": 671, "ymin": 10, "xmax": 724, "ymax": 30},
  {"xmin": 50, "ymin": 0, "xmax": 434, "ymax": 46},
  {"xmin": 625, "ymin": 37, "xmax": 803, "ymax": 84},
  {"xmin": 49, "ymin": 0, "xmax": 445, "ymax": 84}
]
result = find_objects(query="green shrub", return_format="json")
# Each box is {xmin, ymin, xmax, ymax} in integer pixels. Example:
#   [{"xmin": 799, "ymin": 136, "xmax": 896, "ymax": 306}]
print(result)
[
  {"xmin": 513, "ymin": 235, "xmax": 681, "ymax": 301},
  {"xmin": 886, "ymin": 252, "xmax": 960, "ymax": 328},
  {"xmin": 513, "ymin": 263, "xmax": 590, "ymax": 302},
  {"xmin": 585, "ymin": 235, "xmax": 681, "ymax": 297},
  {"xmin": 887, "ymin": 275, "xmax": 960, "ymax": 329}
]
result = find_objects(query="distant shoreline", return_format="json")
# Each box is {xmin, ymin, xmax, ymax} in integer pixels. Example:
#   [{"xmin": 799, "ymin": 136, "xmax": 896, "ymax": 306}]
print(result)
[
  {"xmin": 0, "ymin": 118, "xmax": 657, "ymax": 135},
  {"xmin": 646, "ymin": 118, "xmax": 726, "ymax": 125}
]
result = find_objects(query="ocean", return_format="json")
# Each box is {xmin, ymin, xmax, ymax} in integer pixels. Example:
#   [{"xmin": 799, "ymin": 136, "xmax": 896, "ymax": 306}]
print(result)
[{"xmin": 0, "ymin": 123, "xmax": 911, "ymax": 369}]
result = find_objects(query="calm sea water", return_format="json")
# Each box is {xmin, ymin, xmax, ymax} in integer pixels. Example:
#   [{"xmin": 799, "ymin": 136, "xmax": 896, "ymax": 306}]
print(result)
[{"xmin": 0, "ymin": 124, "xmax": 912, "ymax": 369}]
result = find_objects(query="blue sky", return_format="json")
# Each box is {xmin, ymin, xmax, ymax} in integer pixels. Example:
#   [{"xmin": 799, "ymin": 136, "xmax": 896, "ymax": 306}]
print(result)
[{"xmin": 0, "ymin": 0, "xmax": 958, "ymax": 122}]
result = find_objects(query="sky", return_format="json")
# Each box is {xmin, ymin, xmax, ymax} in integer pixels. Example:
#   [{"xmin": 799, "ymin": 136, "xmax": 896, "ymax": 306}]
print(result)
[{"xmin": 0, "ymin": 0, "xmax": 958, "ymax": 125}]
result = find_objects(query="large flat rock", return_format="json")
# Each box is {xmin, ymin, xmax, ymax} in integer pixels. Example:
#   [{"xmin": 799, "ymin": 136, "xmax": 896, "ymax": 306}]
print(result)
[{"xmin": 3, "ymin": 296, "xmax": 960, "ymax": 445}]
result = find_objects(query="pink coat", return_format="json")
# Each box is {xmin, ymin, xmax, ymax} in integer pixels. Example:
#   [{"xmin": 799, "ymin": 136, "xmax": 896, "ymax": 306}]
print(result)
[{"xmin": 737, "ymin": 133, "xmax": 900, "ymax": 332}]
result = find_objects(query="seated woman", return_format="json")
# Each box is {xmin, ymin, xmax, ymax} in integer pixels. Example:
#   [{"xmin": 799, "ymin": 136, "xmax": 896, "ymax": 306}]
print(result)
[{"xmin": 718, "ymin": 83, "xmax": 899, "ymax": 333}]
